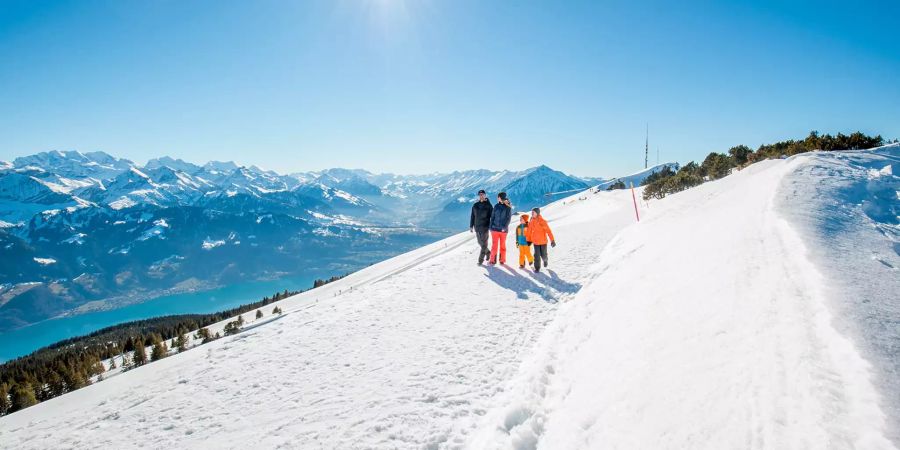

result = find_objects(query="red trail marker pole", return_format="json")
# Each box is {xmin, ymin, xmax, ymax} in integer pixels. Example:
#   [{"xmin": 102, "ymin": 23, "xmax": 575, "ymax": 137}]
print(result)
[{"xmin": 630, "ymin": 182, "xmax": 640, "ymax": 222}]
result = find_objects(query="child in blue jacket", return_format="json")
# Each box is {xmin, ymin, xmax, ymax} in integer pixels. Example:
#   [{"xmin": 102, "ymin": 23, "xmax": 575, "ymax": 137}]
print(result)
[{"xmin": 515, "ymin": 214, "xmax": 534, "ymax": 269}]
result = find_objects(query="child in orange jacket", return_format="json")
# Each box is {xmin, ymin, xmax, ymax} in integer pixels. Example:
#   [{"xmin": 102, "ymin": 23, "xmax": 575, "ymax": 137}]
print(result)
[
  {"xmin": 529, "ymin": 207, "xmax": 556, "ymax": 272},
  {"xmin": 515, "ymin": 214, "xmax": 534, "ymax": 269}
]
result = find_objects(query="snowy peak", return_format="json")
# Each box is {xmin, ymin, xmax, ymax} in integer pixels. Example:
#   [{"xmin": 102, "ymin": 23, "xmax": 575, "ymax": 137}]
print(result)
[
  {"xmin": 143, "ymin": 166, "xmax": 212, "ymax": 193},
  {"xmin": 515, "ymin": 164, "xmax": 586, "ymax": 187},
  {"xmin": 247, "ymin": 165, "xmax": 281, "ymax": 178},
  {"xmin": 496, "ymin": 165, "xmax": 589, "ymax": 209},
  {"xmin": 291, "ymin": 182, "xmax": 373, "ymax": 210},
  {"xmin": 202, "ymin": 160, "xmax": 239, "ymax": 175},
  {"xmin": 433, "ymin": 165, "xmax": 590, "ymax": 216},
  {"xmin": 89, "ymin": 165, "xmax": 225, "ymax": 209},
  {"xmin": 144, "ymin": 156, "xmax": 202, "ymax": 174},
  {"xmin": 0, "ymin": 172, "xmax": 74, "ymax": 204},
  {"xmin": 317, "ymin": 168, "xmax": 375, "ymax": 181},
  {"xmin": 12, "ymin": 150, "xmax": 133, "ymax": 180},
  {"xmin": 216, "ymin": 166, "xmax": 290, "ymax": 196},
  {"xmin": 90, "ymin": 167, "xmax": 171, "ymax": 209},
  {"xmin": 312, "ymin": 172, "xmax": 382, "ymax": 198}
]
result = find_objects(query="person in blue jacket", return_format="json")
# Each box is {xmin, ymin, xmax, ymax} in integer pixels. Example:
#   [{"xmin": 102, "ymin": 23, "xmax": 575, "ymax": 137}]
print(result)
[{"xmin": 488, "ymin": 192, "xmax": 512, "ymax": 264}]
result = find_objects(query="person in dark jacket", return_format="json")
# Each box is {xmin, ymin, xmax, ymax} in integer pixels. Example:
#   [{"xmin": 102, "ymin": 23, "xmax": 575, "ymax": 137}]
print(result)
[
  {"xmin": 470, "ymin": 189, "xmax": 493, "ymax": 264},
  {"xmin": 488, "ymin": 192, "xmax": 513, "ymax": 264}
]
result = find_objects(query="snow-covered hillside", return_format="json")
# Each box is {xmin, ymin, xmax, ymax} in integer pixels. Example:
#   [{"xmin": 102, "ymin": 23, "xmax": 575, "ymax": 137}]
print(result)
[
  {"xmin": 1, "ymin": 148, "xmax": 897, "ymax": 449},
  {"xmin": 594, "ymin": 162, "xmax": 679, "ymax": 190}
]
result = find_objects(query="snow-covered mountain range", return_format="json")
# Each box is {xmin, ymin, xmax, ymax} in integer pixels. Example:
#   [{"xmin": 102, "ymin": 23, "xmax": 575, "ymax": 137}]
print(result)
[
  {"xmin": 0, "ymin": 150, "xmax": 638, "ymax": 331},
  {"xmin": 0, "ymin": 150, "xmax": 607, "ymax": 227}
]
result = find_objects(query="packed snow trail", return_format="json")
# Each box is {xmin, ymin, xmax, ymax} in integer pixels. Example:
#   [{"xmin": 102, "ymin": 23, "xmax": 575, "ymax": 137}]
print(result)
[
  {"xmin": 469, "ymin": 155, "xmax": 897, "ymax": 449},
  {"xmin": 0, "ymin": 187, "xmax": 636, "ymax": 449}
]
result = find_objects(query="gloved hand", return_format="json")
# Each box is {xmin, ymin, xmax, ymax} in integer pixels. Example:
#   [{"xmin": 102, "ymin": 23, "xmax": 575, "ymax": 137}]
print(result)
[{"xmin": 551, "ymin": 241, "xmax": 556, "ymax": 248}]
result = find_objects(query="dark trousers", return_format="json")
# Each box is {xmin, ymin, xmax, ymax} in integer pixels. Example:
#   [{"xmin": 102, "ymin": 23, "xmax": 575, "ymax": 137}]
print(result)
[
  {"xmin": 533, "ymin": 244, "xmax": 549, "ymax": 270},
  {"xmin": 475, "ymin": 228, "xmax": 490, "ymax": 262}
]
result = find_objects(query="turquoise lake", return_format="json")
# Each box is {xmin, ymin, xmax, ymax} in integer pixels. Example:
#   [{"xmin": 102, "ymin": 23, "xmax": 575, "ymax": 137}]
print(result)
[{"xmin": 0, "ymin": 273, "xmax": 326, "ymax": 363}]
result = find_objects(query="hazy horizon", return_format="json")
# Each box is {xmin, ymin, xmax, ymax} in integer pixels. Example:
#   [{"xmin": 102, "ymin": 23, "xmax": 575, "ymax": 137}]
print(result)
[{"xmin": 7, "ymin": 148, "xmax": 667, "ymax": 179}]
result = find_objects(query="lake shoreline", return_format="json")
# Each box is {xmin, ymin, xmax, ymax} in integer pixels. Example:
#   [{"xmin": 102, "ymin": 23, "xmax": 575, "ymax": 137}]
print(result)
[{"xmin": 0, "ymin": 270, "xmax": 338, "ymax": 363}]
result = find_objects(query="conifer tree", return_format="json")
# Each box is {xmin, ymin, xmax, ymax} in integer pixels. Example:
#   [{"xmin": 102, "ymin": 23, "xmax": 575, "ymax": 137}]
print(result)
[
  {"xmin": 132, "ymin": 338, "xmax": 148, "ymax": 366},
  {"xmin": 109, "ymin": 357, "xmax": 117, "ymax": 370},
  {"xmin": 256, "ymin": 310, "xmax": 263, "ymax": 319},
  {"xmin": 61, "ymin": 364, "xmax": 87, "ymax": 391},
  {"xmin": 195, "ymin": 327, "xmax": 212, "ymax": 344},
  {"xmin": 174, "ymin": 331, "xmax": 188, "ymax": 352},
  {"xmin": 224, "ymin": 320, "xmax": 242, "ymax": 335},
  {"xmin": 45, "ymin": 369, "xmax": 65, "ymax": 397},
  {"xmin": 606, "ymin": 179, "xmax": 626, "ymax": 191},
  {"xmin": 10, "ymin": 383, "xmax": 37, "ymax": 411},
  {"xmin": 728, "ymin": 145, "xmax": 752, "ymax": 166},
  {"xmin": 0, "ymin": 382, "xmax": 10, "ymax": 415},
  {"xmin": 701, "ymin": 152, "xmax": 732, "ymax": 180},
  {"xmin": 151, "ymin": 335, "xmax": 168, "ymax": 361},
  {"xmin": 91, "ymin": 355, "xmax": 106, "ymax": 375}
]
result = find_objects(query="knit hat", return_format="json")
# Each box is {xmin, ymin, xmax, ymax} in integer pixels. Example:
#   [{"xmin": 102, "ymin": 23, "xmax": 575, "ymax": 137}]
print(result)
[
  {"xmin": 520, "ymin": 214, "xmax": 529, "ymax": 222},
  {"xmin": 532, "ymin": 207, "xmax": 540, "ymax": 215},
  {"xmin": 477, "ymin": 189, "xmax": 486, "ymax": 195},
  {"xmin": 498, "ymin": 192, "xmax": 508, "ymax": 201}
]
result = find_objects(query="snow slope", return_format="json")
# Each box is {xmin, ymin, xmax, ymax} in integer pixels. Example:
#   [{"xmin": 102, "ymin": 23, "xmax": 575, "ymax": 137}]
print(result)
[
  {"xmin": 469, "ymin": 154, "xmax": 897, "ymax": 450},
  {"xmin": 1, "ymin": 150, "xmax": 896, "ymax": 449},
  {"xmin": 0, "ymin": 178, "xmax": 636, "ymax": 449}
]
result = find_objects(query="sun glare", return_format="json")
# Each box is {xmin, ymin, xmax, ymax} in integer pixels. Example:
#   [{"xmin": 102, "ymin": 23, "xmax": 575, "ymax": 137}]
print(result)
[{"xmin": 360, "ymin": 0, "xmax": 415, "ymax": 33}]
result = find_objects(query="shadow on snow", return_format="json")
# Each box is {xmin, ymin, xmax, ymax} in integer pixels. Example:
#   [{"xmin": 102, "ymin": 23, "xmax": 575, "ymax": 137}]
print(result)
[{"xmin": 484, "ymin": 266, "xmax": 582, "ymax": 303}]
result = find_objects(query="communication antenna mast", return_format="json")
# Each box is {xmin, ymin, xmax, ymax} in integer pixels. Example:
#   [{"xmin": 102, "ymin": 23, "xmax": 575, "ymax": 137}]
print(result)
[{"xmin": 644, "ymin": 124, "xmax": 649, "ymax": 169}]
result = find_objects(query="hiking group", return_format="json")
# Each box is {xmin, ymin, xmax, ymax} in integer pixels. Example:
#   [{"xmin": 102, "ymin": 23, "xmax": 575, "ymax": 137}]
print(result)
[{"xmin": 469, "ymin": 190, "xmax": 556, "ymax": 272}]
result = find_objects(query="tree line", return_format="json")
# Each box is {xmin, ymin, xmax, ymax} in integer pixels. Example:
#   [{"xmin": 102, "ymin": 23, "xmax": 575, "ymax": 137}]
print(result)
[
  {"xmin": 642, "ymin": 131, "xmax": 889, "ymax": 200},
  {"xmin": 0, "ymin": 273, "xmax": 348, "ymax": 416}
]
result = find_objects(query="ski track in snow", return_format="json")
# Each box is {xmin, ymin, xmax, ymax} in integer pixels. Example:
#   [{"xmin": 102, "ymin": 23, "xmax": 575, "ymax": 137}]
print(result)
[{"xmin": 2, "ymin": 150, "xmax": 897, "ymax": 449}]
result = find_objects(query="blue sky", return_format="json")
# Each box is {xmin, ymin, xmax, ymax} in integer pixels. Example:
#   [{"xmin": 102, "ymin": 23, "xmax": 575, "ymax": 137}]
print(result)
[{"xmin": 0, "ymin": 0, "xmax": 897, "ymax": 177}]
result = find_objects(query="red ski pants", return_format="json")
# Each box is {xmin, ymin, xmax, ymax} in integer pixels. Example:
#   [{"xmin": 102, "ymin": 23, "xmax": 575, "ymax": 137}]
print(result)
[{"xmin": 490, "ymin": 230, "xmax": 507, "ymax": 264}]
